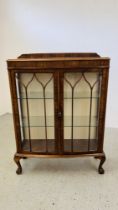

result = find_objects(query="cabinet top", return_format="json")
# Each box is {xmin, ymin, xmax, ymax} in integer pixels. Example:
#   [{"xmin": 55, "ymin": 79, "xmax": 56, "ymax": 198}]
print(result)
[
  {"xmin": 7, "ymin": 52, "xmax": 110, "ymax": 60},
  {"xmin": 7, "ymin": 53, "xmax": 110, "ymax": 70},
  {"xmin": 18, "ymin": 52, "xmax": 101, "ymax": 59}
]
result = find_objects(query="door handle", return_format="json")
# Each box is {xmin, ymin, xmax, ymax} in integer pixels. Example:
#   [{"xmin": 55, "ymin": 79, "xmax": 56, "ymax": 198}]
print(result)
[{"xmin": 58, "ymin": 111, "xmax": 62, "ymax": 118}]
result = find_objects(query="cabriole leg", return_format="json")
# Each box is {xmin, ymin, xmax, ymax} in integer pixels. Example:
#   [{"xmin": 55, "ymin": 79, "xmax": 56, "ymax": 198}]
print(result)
[
  {"xmin": 14, "ymin": 155, "xmax": 22, "ymax": 175},
  {"xmin": 98, "ymin": 155, "xmax": 106, "ymax": 174},
  {"xmin": 94, "ymin": 153, "xmax": 106, "ymax": 174}
]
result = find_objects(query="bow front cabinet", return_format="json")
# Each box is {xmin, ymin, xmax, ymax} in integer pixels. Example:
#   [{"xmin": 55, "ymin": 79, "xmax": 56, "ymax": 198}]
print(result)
[{"xmin": 7, "ymin": 53, "xmax": 110, "ymax": 174}]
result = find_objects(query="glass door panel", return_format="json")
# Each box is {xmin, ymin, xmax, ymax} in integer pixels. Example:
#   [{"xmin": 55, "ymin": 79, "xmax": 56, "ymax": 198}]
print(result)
[
  {"xmin": 64, "ymin": 72, "xmax": 101, "ymax": 153},
  {"xmin": 16, "ymin": 73, "xmax": 56, "ymax": 153}
]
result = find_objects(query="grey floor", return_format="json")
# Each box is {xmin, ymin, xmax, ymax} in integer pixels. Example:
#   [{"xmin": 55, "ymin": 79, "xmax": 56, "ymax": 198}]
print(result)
[{"xmin": 0, "ymin": 114, "xmax": 118, "ymax": 210}]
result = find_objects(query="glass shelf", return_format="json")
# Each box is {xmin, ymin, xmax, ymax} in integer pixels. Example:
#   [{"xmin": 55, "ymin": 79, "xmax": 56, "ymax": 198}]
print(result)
[
  {"xmin": 21, "ymin": 116, "xmax": 98, "ymax": 127},
  {"xmin": 64, "ymin": 97, "xmax": 99, "ymax": 99},
  {"xmin": 64, "ymin": 91, "xmax": 100, "ymax": 99},
  {"xmin": 18, "ymin": 91, "xmax": 54, "ymax": 99},
  {"xmin": 22, "ymin": 116, "xmax": 54, "ymax": 127},
  {"xmin": 64, "ymin": 116, "xmax": 98, "ymax": 127},
  {"xmin": 17, "ymin": 91, "xmax": 100, "ymax": 99}
]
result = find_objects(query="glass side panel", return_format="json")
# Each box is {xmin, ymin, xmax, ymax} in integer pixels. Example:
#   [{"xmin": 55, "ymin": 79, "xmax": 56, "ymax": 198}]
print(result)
[
  {"xmin": 16, "ymin": 73, "xmax": 56, "ymax": 153},
  {"xmin": 64, "ymin": 72, "xmax": 101, "ymax": 153}
]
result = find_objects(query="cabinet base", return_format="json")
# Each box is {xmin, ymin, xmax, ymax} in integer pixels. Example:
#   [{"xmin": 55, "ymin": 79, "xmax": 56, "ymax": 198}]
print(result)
[{"xmin": 14, "ymin": 152, "xmax": 106, "ymax": 175}]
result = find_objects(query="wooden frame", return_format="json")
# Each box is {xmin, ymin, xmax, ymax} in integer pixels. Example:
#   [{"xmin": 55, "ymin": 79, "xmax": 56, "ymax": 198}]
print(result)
[{"xmin": 7, "ymin": 53, "xmax": 110, "ymax": 174}]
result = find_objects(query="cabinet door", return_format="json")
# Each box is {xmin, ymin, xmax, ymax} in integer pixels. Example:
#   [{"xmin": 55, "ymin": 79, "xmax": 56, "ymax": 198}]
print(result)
[
  {"xmin": 63, "ymin": 71, "xmax": 102, "ymax": 153},
  {"xmin": 15, "ymin": 72, "xmax": 59, "ymax": 154}
]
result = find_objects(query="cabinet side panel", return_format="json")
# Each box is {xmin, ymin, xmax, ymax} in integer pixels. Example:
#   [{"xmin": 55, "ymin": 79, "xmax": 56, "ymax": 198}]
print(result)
[
  {"xmin": 97, "ymin": 68, "xmax": 109, "ymax": 152},
  {"xmin": 8, "ymin": 70, "xmax": 22, "ymax": 152}
]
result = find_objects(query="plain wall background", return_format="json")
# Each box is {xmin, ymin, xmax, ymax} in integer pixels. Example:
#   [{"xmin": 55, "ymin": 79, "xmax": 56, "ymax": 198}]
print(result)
[{"xmin": 0, "ymin": 0, "xmax": 118, "ymax": 127}]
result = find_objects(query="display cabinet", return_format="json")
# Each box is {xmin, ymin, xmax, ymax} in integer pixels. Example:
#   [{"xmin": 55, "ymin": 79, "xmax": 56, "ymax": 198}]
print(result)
[{"xmin": 7, "ymin": 53, "xmax": 110, "ymax": 174}]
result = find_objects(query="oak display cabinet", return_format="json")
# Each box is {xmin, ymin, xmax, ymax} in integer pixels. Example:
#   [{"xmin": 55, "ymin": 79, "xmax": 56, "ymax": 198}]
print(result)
[{"xmin": 7, "ymin": 53, "xmax": 110, "ymax": 174}]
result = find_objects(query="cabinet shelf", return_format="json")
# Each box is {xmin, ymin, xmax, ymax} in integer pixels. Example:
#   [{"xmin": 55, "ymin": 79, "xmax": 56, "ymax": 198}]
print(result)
[
  {"xmin": 22, "ymin": 139, "xmax": 97, "ymax": 153},
  {"xmin": 64, "ymin": 97, "xmax": 99, "ymax": 99},
  {"xmin": 64, "ymin": 91, "xmax": 100, "ymax": 99},
  {"xmin": 64, "ymin": 116, "xmax": 98, "ymax": 127},
  {"xmin": 21, "ymin": 116, "xmax": 98, "ymax": 127},
  {"xmin": 18, "ymin": 92, "xmax": 53, "ymax": 99},
  {"xmin": 17, "ymin": 91, "xmax": 99, "ymax": 99},
  {"xmin": 22, "ymin": 116, "xmax": 54, "ymax": 127}
]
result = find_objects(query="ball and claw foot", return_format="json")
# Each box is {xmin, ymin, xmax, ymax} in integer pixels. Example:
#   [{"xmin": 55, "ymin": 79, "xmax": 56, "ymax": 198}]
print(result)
[
  {"xmin": 14, "ymin": 155, "xmax": 22, "ymax": 175},
  {"xmin": 94, "ymin": 154, "xmax": 106, "ymax": 174},
  {"xmin": 98, "ymin": 167, "xmax": 104, "ymax": 174},
  {"xmin": 16, "ymin": 166, "xmax": 22, "ymax": 175}
]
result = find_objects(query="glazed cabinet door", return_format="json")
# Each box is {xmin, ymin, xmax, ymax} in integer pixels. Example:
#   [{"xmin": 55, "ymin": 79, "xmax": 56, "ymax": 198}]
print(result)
[
  {"xmin": 14, "ymin": 72, "xmax": 59, "ymax": 154},
  {"xmin": 62, "ymin": 71, "xmax": 102, "ymax": 153}
]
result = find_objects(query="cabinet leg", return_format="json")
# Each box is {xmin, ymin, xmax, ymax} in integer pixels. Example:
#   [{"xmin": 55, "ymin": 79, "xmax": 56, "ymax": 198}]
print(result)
[
  {"xmin": 98, "ymin": 155, "xmax": 106, "ymax": 174},
  {"xmin": 14, "ymin": 155, "xmax": 22, "ymax": 175},
  {"xmin": 94, "ymin": 154, "xmax": 106, "ymax": 174}
]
